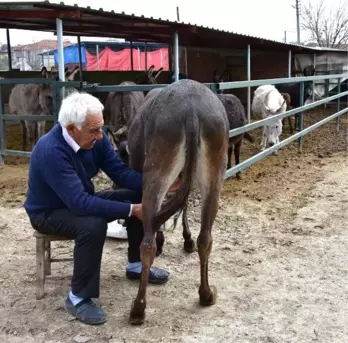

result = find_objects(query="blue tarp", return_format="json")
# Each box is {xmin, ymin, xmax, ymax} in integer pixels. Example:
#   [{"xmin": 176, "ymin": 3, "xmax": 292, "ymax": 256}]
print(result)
[{"xmin": 53, "ymin": 45, "xmax": 87, "ymax": 65}]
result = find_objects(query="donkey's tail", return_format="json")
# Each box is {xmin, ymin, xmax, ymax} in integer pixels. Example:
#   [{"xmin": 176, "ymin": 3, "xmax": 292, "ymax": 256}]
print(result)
[{"xmin": 153, "ymin": 114, "xmax": 198, "ymax": 229}]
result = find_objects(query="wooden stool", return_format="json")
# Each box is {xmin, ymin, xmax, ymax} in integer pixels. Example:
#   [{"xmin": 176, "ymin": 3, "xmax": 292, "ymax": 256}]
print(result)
[{"xmin": 33, "ymin": 231, "xmax": 73, "ymax": 300}]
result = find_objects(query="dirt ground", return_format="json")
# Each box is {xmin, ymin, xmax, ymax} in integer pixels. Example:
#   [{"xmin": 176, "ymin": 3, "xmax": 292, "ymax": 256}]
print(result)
[{"xmin": 0, "ymin": 106, "xmax": 347, "ymax": 343}]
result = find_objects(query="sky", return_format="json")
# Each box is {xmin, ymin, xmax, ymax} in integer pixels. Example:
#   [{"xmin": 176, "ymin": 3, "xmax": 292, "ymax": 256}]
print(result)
[{"xmin": 0, "ymin": 0, "xmax": 344, "ymax": 47}]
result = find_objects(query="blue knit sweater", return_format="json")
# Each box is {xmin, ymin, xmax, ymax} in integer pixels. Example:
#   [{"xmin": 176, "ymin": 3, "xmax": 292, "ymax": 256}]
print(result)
[{"xmin": 24, "ymin": 124, "xmax": 142, "ymax": 221}]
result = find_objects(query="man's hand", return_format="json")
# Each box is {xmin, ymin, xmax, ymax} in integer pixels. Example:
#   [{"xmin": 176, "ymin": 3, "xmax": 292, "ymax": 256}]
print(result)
[{"xmin": 131, "ymin": 203, "xmax": 142, "ymax": 221}]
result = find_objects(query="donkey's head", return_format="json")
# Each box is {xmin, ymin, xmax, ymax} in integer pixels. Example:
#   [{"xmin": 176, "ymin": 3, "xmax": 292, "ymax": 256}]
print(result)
[
  {"xmin": 265, "ymin": 119, "xmax": 283, "ymax": 147},
  {"xmin": 106, "ymin": 127, "xmax": 130, "ymax": 165},
  {"xmin": 106, "ymin": 126, "xmax": 129, "ymax": 149},
  {"xmin": 213, "ymin": 69, "xmax": 230, "ymax": 94},
  {"xmin": 213, "ymin": 69, "xmax": 229, "ymax": 83},
  {"xmin": 41, "ymin": 66, "xmax": 59, "ymax": 80},
  {"xmin": 136, "ymin": 65, "xmax": 164, "ymax": 85},
  {"xmin": 302, "ymin": 66, "xmax": 321, "ymax": 102}
]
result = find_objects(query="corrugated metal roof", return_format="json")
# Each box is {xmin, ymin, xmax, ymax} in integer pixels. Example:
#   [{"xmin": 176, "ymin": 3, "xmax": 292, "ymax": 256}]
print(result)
[{"xmin": 0, "ymin": 1, "xmax": 346, "ymax": 53}]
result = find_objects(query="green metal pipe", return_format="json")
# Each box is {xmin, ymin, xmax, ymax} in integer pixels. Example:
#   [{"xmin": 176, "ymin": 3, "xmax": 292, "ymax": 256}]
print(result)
[
  {"xmin": 225, "ymin": 107, "xmax": 348, "ymax": 179},
  {"xmin": 336, "ymin": 80, "xmax": 341, "ymax": 132},
  {"xmin": 228, "ymin": 91, "xmax": 348, "ymax": 138}
]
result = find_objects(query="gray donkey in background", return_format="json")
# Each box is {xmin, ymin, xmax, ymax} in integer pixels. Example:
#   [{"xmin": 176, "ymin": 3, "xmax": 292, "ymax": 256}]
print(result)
[{"xmin": 9, "ymin": 65, "xmax": 81, "ymax": 151}]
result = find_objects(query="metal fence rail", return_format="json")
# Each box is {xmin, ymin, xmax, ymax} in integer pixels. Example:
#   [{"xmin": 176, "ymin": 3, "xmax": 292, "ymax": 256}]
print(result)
[{"xmin": 0, "ymin": 73, "xmax": 347, "ymax": 180}]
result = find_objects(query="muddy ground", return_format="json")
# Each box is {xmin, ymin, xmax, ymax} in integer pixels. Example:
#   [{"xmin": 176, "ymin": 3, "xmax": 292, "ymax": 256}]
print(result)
[{"xmin": 0, "ymin": 106, "xmax": 347, "ymax": 343}]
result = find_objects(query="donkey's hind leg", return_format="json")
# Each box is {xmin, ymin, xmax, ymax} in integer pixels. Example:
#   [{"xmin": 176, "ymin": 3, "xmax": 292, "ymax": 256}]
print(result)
[
  {"xmin": 130, "ymin": 141, "xmax": 185, "ymax": 325},
  {"xmin": 26, "ymin": 120, "xmax": 36, "ymax": 152},
  {"xmin": 196, "ymin": 137, "xmax": 227, "ymax": 306},
  {"xmin": 37, "ymin": 120, "xmax": 46, "ymax": 142}
]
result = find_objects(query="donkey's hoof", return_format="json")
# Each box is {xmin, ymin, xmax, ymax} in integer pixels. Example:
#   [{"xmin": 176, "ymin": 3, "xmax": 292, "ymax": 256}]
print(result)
[
  {"xmin": 129, "ymin": 312, "xmax": 145, "ymax": 325},
  {"xmin": 236, "ymin": 172, "xmax": 242, "ymax": 180},
  {"xmin": 184, "ymin": 239, "xmax": 195, "ymax": 253},
  {"xmin": 129, "ymin": 302, "xmax": 146, "ymax": 325},
  {"xmin": 199, "ymin": 285, "xmax": 217, "ymax": 306},
  {"xmin": 155, "ymin": 246, "xmax": 163, "ymax": 257}
]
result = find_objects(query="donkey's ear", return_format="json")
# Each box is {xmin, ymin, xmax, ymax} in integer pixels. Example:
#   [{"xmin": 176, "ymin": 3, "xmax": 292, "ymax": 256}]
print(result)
[
  {"xmin": 114, "ymin": 125, "xmax": 128, "ymax": 141},
  {"xmin": 41, "ymin": 66, "xmax": 48, "ymax": 78},
  {"xmin": 147, "ymin": 65, "xmax": 155, "ymax": 77},
  {"xmin": 105, "ymin": 128, "xmax": 118, "ymax": 150},
  {"xmin": 154, "ymin": 67, "xmax": 164, "ymax": 80}
]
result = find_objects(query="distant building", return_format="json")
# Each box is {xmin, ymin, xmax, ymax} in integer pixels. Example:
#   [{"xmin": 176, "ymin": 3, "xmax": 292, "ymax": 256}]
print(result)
[{"xmin": 0, "ymin": 39, "xmax": 72, "ymax": 71}]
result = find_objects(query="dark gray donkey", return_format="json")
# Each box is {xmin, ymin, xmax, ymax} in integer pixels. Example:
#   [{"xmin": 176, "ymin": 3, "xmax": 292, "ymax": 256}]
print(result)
[
  {"xmin": 217, "ymin": 93, "xmax": 254, "ymax": 178},
  {"xmin": 110, "ymin": 90, "xmax": 254, "ymax": 258},
  {"xmin": 126, "ymin": 79, "xmax": 229, "ymax": 325}
]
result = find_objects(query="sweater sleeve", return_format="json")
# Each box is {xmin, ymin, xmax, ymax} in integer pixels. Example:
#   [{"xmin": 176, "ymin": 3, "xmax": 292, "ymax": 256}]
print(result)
[
  {"xmin": 40, "ymin": 148, "xmax": 132, "ymax": 221},
  {"xmin": 100, "ymin": 133, "xmax": 143, "ymax": 195}
]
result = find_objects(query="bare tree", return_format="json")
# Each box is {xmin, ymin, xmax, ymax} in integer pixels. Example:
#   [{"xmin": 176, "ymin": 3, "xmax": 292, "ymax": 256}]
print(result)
[{"xmin": 301, "ymin": 0, "xmax": 348, "ymax": 48}]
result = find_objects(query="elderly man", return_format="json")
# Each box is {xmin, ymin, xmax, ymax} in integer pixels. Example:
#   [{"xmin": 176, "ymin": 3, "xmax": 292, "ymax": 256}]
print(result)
[{"xmin": 24, "ymin": 92, "xmax": 171, "ymax": 326}]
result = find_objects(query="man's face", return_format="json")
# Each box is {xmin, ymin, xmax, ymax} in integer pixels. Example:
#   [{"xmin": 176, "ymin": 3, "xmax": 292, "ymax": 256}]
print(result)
[{"xmin": 67, "ymin": 112, "xmax": 104, "ymax": 150}]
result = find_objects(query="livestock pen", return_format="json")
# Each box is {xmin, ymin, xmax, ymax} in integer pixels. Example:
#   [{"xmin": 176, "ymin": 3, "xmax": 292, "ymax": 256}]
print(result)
[
  {"xmin": 1, "ymin": 72, "xmax": 347, "ymax": 175},
  {"xmin": 0, "ymin": 74, "xmax": 347, "ymax": 343}
]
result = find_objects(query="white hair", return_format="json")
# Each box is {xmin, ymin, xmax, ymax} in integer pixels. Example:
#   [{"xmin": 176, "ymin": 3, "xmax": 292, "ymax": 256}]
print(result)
[{"xmin": 58, "ymin": 91, "xmax": 104, "ymax": 129}]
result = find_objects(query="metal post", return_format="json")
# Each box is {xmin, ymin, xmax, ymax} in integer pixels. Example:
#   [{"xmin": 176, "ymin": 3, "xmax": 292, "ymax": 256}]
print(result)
[
  {"xmin": 138, "ymin": 48, "xmax": 141, "ymax": 70},
  {"xmin": 336, "ymin": 80, "xmax": 341, "ymax": 132},
  {"xmin": 173, "ymin": 31, "xmax": 179, "ymax": 81},
  {"xmin": 312, "ymin": 54, "xmax": 316, "ymax": 102},
  {"xmin": 184, "ymin": 46, "xmax": 188, "ymax": 77},
  {"xmin": 56, "ymin": 18, "xmax": 65, "ymax": 101},
  {"xmin": 247, "ymin": 44, "xmax": 251, "ymax": 123},
  {"xmin": 77, "ymin": 36, "xmax": 83, "ymax": 82},
  {"xmin": 56, "ymin": 18, "xmax": 65, "ymax": 81},
  {"xmin": 0, "ymin": 85, "xmax": 5, "ymax": 164},
  {"xmin": 288, "ymin": 50, "xmax": 292, "ymax": 77},
  {"xmin": 130, "ymin": 41, "xmax": 134, "ymax": 71},
  {"xmin": 295, "ymin": 0, "xmax": 301, "ymax": 44},
  {"xmin": 96, "ymin": 44, "xmax": 100, "ymax": 71},
  {"xmin": 6, "ymin": 29, "xmax": 12, "ymax": 71},
  {"xmin": 298, "ymin": 81, "xmax": 304, "ymax": 153}
]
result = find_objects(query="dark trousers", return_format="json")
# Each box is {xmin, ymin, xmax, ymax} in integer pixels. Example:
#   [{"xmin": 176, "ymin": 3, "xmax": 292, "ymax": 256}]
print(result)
[{"xmin": 30, "ymin": 189, "xmax": 143, "ymax": 299}]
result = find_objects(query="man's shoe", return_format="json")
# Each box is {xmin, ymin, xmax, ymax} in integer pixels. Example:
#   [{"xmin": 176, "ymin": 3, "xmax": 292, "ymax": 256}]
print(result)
[
  {"xmin": 64, "ymin": 297, "xmax": 106, "ymax": 325},
  {"xmin": 126, "ymin": 266, "xmax": 169, "ymax": 285}
]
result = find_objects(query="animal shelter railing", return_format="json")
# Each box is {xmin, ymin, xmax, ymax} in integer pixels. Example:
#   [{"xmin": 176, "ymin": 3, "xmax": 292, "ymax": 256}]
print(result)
[
  {"xmin": 0, "ymin": 74, "xmax": 347, "ymax": 180},
  {"xmin": 214, "ymin": 73, "xmax": 348, "ymax": 179}
]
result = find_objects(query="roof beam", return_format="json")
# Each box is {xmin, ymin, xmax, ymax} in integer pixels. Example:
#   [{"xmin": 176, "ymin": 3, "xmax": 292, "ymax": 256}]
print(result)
[
  {"xmin": 0, "ymin": 9, "xmax": 81, "ymax": 19},
  {"xmin": 0, "ymin": 20, "xmax": 171, "ymax": 43},
  {"xmin": 0, "ymin": 18, "xmax": 174, "ymax": 37},
  {"xmin": 54, "ymin": 29, "xmax": 170, "ymax": 43}
]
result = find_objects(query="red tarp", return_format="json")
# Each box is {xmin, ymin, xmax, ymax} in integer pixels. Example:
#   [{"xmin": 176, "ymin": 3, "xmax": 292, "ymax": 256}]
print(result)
[{"xmin": 86, "ymin": 47, "xmax": 169, "ymax": 71}]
